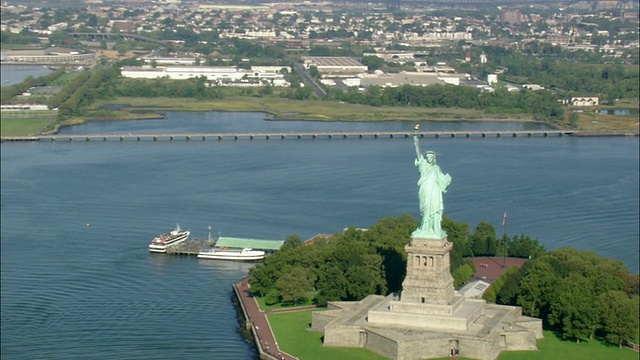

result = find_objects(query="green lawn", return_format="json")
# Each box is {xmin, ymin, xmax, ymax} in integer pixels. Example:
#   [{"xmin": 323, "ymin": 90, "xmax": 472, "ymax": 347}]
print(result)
[
  {"xmin": 498, "ymin": 330, "xmax": 638, "ymax": 360},
  {"xmin": 0, "ymin": 112, "xmax": 57, "ymax": 136},
  {"xmin": 268, "ymin": 310, "xmax": 638, "ymax": 360},
  {"xmin": 254, "ymin": 293, "xmax": 316, "ymax": 311},
  {"xmin": 268, "ymin": 310, "xmax": 388, "ymax": 360}
]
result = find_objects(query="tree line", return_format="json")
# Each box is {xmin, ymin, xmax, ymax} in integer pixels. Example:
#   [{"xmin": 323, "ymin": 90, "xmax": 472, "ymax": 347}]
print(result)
[
  {"xmin": 113, "ymin": 77, "xmax": 224, "ymax": 100},
  {"xmin": 49, "ymin": 65, "xmax": 120, "ymax": 119},
  {"xmin": 248, "ymin": 214, "xmax": 546, "ymax": 307},
  {"xmin": 485, "ymin": 247, "xmax": 639, "ymax": 347},
  {"xmin": 323, "ymin": 84, "xmax": 565, "ymax": 121}
]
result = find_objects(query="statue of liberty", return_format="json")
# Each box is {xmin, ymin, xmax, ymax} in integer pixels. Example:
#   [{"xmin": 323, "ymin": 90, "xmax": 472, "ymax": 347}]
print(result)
[{"xmin": 412, "ymin": 124, "xmax": 452, "ymax": 239}]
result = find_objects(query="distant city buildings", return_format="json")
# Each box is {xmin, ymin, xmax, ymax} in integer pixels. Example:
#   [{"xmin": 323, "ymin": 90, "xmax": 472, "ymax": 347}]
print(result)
[
  {"xmin": 500, "ymin": 10, "xmax": 523, "ymax": 24},
  {"xmin": 0, "ymin": 0, "xmax": 637, "ymax": 63}
]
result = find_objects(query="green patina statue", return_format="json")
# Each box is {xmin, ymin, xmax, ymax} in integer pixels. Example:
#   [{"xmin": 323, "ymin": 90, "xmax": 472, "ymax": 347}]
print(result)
[{"xmin": 412, "ymin": 124, "xmax": 452, "ymax": 239}]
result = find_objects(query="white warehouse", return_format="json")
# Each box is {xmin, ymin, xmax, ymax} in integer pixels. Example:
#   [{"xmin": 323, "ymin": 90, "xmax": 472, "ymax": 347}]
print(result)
[{"xmin": 120, "ymin": 66, "xmax": 291, "ymax": 86}]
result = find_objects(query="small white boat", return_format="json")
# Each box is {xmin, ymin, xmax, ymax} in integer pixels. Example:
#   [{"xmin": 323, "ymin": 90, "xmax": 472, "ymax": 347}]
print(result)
[
  {"xmin": 148, "ymin": 224, "xmax": 190, "ymax": 253},
  {"xmin": 198, "ymin": 247, "xmax": 265, "ymax": 261}
]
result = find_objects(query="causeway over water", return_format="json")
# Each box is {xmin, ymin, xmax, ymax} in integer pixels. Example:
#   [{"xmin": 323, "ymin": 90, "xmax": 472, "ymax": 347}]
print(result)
[{"xmin": 3, "ymin": 129, "xmax": 636, "ymax": 142}]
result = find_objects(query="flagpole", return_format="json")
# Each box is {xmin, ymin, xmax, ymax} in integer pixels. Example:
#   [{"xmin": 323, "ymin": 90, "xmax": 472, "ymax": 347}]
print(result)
[{"xmin": 502, "ymin": 211, "xmax": 507, "ymax": 269}]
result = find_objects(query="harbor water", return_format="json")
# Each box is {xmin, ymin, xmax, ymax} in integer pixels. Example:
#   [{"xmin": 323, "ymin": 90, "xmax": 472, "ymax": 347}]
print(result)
[
  {"xmin": 0, "ymin": 64, "xmax": 53, "ymax": 86},
  {"xmin": 2, "ymin": 112, "xmax": 638, "ymax": 359}
]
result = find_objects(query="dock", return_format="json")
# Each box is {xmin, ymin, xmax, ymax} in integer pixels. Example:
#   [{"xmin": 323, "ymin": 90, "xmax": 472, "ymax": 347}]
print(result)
[
  {"xmin": 161, "ymin": 235, "xmax": 285, "ymax": 255},
  {"xmin": 164, "ymin": 238, "xmax": 216, "ymax": 255}
]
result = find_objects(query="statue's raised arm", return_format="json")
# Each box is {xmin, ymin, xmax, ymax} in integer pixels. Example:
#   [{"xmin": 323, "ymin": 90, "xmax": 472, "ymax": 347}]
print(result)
[{"xmin": 413, "ymin": 124, "xmax": 422, "ymax": 160}]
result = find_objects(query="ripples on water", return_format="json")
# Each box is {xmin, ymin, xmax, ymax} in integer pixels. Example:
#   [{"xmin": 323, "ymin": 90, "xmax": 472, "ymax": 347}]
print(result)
[{"xmin": 1, "ymin": 112, "xmax": 638, "ymax": 359}]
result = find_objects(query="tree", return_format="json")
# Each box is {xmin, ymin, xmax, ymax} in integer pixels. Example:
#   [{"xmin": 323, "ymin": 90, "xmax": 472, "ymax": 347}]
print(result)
[
  {"xmin": 114, "ymin": 43, "xmax": 131, "ymax": 56},
  {"xmin": 308, "ymin": 66, "xmax": 319, "ymax": 78},
  {"xmin": 598, "ymin": 291, "xmax": 639, "ymax": 347},
  {"xmin": 507, "ymin": 234, "xmax": 545, "ymax": 258},
  {"xmin": 249, "ymin": 262, "xmax": 282, "ymax": 296},
  {"xmin": 361, "ymin": 56, "xmax": 385, "ymax": 71},
  {"xmin": 345, "ymin": 258, "xmax": 385, "ymax": 300},
  {"xmin": 548, "ymin": 274, "xmax": 600, "ymax": 342},
  {"xmin": 277, "ymin": 266, "xmax": 313, "ymax": 304},
  {"xmin": 452, "ymin": 263, "xmax": 474, "ymax": 288},
  {"xmin": 517, "ymin": 260, "xmax": 558, "ymax": 317},
  {"xmin": 442, "ymin": 216, "xmax": 472, "ymax": 257},
  {"xmin": 620, "ymin": 273, "xmax": 640, "ymax": 297},
  {"xmin": 488, "ymin": 266, "xmax": 523, "ymax": 304},
  {"xmin": 280, "ymin": 234, "xmax": 303, "ymax": 252},
  {"xmin": 472, "ymin": 222, "xmax": 497, "ymax": 256},
  {"xmin": 37, "ymin": 13, "xmax": 53, "ymax": 30},
  {"xmin": 162, "ymin": 17, "xmax": 174, "ymax": 28},
  {"xmin": 316, "ymin": 263, "xmax": 348, "ymax": 306},
  {"xmin": 291, "ymin": 86, "xmax": 312, "ymax": 100},
  {"xmin": 364, "ymin": 215, "xmax": 416, "ymax": 293},
  {"xmin": 86, "ymin": 13, "xmax": 98, "ymax": 28}
]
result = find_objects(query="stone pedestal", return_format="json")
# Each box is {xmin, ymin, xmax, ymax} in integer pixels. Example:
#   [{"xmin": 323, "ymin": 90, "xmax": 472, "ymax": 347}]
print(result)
[{"xmin": 400, "ymin": 236, "xmax": 454, "ymax": 305}]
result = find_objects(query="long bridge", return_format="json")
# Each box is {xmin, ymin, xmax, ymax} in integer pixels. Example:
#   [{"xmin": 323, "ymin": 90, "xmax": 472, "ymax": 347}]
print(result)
[
  {"xmin": 70, "ymin": 32, "xmax": 167, "ymax": 44},
  {"xmin": 1, "ymin": 130, "xmax": 590, "ymax": 142}
]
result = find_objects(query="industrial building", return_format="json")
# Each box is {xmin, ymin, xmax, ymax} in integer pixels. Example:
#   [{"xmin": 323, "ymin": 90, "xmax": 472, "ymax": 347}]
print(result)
[{"xmin": 120, "ymin": 65, "xmax": 291, "ymax": 86}]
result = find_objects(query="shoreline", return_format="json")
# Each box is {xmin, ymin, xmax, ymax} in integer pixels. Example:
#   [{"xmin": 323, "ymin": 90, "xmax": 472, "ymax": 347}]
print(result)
[
  {"xmin": 49, "ymin": 96, "xmax": 640, "ymax": 136},
  {"xmin": 38, "ymin": 108, "xmax": 559, "ymax": 136},
  {"xmin": 3, "ymin": 96, "xmax": 638, "ymax": 137}
]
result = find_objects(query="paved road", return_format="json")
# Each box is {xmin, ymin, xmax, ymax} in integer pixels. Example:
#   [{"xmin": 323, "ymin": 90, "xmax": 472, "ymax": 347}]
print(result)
[{"xmin": 292, "ymin": 62, "xmax": 326, "ymax": 99}]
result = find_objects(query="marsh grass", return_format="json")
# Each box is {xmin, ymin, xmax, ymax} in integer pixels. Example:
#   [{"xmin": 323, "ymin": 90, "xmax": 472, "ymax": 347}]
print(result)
[{"xmin": 93, "ymin": 97, "xmax": 537, "ymax": 122}]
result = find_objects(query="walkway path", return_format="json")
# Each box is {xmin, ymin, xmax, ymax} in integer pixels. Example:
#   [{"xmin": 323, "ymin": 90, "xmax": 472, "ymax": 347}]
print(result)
[{"xmin": 235, "ymin": 277, "xmax": 317, "ymax": 360}]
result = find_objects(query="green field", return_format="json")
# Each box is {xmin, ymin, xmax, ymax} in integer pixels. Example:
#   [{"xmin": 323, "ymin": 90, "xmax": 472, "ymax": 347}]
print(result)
[
  {"xmin": 267, "ymin": 310, "xmax": 638, "ymax": 360},
  {"xmin": 267, "ymin": 310, "xmax": 387, "ymax": 360},
  {"xmin": 0, "ymin": 111, "xmax": 57, "ymax": 136}
]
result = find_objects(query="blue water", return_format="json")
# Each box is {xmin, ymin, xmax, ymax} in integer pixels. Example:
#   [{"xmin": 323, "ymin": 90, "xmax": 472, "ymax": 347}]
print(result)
[
  {"xmin": 0, "ymin": 64, "xmax": 53, "ymax": 86},
  {"xmin": 57, "ymin": 111, "xmax": 554, "ymax": 135},
  {"xmin": 2, "ymin": 112, "xmax": 639, "ymax": 359}
]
